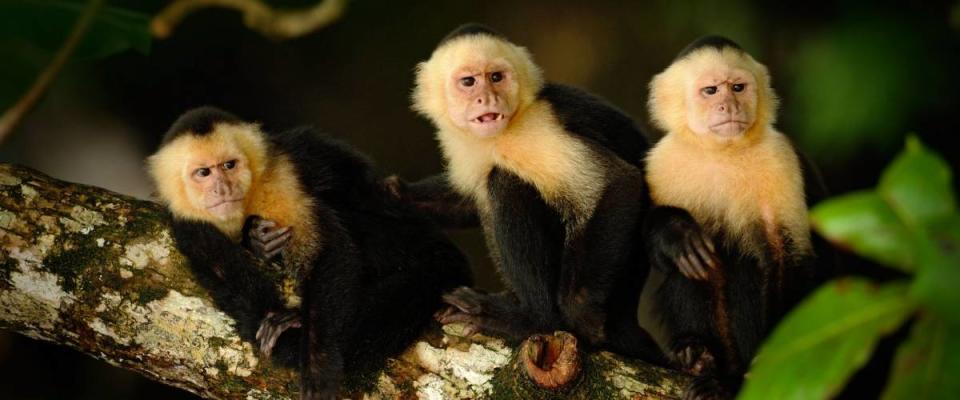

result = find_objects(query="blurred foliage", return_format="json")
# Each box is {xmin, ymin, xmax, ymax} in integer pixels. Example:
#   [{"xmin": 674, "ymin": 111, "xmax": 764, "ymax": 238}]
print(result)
[
  {"xmin": 788, "ymin": 17, "xmax": 934, "ymax": 164},
  {"xmin": 953, "ymin": 2, "xmax": 960, "ymax": 31},
  {"xmin": 0, "ymin": 0, "xmax": 150, "ymax": 108},
  {"xmin": 740, "ymin": 137, "xmax": 960, "ymax": 400}
]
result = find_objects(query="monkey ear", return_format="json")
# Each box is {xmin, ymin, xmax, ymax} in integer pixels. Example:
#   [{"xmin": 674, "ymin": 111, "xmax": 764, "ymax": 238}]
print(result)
[{"xmin": 647, "ymin": 67, "xmax": 687, "ymax": 134}]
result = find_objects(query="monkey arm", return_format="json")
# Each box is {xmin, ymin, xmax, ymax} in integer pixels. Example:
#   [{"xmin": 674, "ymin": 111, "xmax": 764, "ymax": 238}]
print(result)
[
  {"xmin": 643, "ymin": 206, "xmax": 720, "ymax": 281},
  {"xmin": 298, "ymin": 205, "xmax": 363, "ymax": 399},
  {"xmin": 169, "ymin": 219, "xmax": 285, "ymax": 341},
  {"xmin": 385, "ymin": 174, "xmax": 479, "ymax": 229},
  {"xmin": 438, "ymin": 169, "xmax": 563, "ymax": 339}
]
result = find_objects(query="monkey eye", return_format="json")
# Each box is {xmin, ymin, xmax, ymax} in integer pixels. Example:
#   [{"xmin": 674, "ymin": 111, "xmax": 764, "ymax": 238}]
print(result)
[
  {"xmin": 460, "ymin": 76, "xmax": 476, "ymax": 87},
  {"xmin": 702, "ymin": 86, "xmax": 718, "ymax": 95},
  {"xmin": 223, "ymin": 160, "xmax": 237, "ymax": 170},
  {"xmin": 194, "ymin": 168, "xmax": 211, "ymax": 178},
  {"xmin": 732, "ymin": 83, "xmax": 745, "ymax": 92},
  {"xmin": 490, "ymin": 72, "xmax": 503, "ymax": 82}
]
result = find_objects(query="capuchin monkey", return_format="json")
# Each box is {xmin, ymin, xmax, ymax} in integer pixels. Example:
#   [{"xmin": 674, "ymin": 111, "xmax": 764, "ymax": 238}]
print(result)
[
  {"xmin": 400, "ymin": 23, "xmax": 664, "ymax": 364},
  {"xmin": 644, "ymin": 36, "xmax": 833, "ymax": 399},
  {"xmin": 147, "ymin": 107, "xmax": 471, "ymax": 400}
]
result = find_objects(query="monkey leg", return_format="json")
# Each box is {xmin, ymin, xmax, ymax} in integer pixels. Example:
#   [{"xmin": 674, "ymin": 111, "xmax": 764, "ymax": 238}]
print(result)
[{"xmin": 656, "ymin": 273, "xmax": 723, "ymax": 376}]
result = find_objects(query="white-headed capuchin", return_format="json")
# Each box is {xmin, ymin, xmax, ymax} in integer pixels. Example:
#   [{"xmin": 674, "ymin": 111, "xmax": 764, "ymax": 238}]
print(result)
[
  {"xmin": 643, "ymin": 36, "xmax": 834, "ymax": 398},
  {"xmin": 147, "ymin": 107, "xmax": 471, "ymax": 400},
  {"xmin": 399, "ymin": 24, "xmax": 664, "ymax": 364}
]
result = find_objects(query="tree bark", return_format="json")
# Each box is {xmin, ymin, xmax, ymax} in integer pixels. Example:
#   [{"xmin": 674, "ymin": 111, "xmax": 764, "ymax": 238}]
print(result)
[{"xmin": 0, "ymin": 163, "xmax": 688, "ymax": 399}]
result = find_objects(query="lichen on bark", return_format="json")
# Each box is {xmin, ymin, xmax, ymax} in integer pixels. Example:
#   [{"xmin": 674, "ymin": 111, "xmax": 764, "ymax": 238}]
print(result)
[{"xmin": 0, "ymin": 163, "xmax": 688, "ymax": 399}]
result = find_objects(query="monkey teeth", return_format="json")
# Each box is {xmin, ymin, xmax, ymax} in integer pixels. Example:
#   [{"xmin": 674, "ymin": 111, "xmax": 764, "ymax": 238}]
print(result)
[{"xmin": 475, "ymin": 113, "xmax": 504, "ymax": 123}]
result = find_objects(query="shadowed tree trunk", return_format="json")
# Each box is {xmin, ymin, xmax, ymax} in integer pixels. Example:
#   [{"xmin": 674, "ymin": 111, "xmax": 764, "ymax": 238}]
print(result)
[{"xmin": 0, "ymin": 163, "xmax": 688, "ymax": 399}]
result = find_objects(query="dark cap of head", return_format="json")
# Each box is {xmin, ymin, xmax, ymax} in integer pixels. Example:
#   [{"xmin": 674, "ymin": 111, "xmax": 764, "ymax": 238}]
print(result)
[
  {"xmin": 440, "ymin": 23, "xmax": 505, "ymax": 45},
  {"xmin": 676, "ymin": 35, "xmax": 743, "ymax": 60},
  {"xmin": 162, "ymin": 106, "xmax": 242, "ymax": 144}
]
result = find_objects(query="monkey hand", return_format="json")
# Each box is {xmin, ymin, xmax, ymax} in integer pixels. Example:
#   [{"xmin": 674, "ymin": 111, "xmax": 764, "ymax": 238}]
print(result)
[
  {"xmin": 245, "ymin": 215, "xmax": 292, "ymax": 261},
  {"xmin": 651, "ymin": 211, "xmax": 721, "ymax": 281},
  {"xmin": 255, "ymin": 309, "xmax": 301, "ymax": 359}
]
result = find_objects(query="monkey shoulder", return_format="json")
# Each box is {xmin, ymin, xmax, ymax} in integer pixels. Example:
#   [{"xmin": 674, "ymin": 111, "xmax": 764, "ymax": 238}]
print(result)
[
  {"xmin": 267, "ymin": 127, "xmax": 379, "ymax": 200},
  {"xmin": 538, "ymin": 83, "xmax": 650, "ymax": 167}
]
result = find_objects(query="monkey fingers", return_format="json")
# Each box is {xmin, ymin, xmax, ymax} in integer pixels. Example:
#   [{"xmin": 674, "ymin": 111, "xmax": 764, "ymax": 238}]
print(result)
[
  {"xmin": 249, "ymin": 217, "xmax": 292, "ymax": 260},
  {"xmin": 677, "ymin": 251, "xmax": 707, "ymax": 281},
  {"xmin": 434, "ymin": 306, "xmax": 482, "ymax": 334},
  {"xmin": 441, "ymin": 286, "xmax": 487, "ymax": 315},
  {"xmin": 677, "ymin": 232, "xmax": 720, "ymax": 280},
  {"xmin": 255, "ymin": 310, "xmax": 302, "ymax": 359}
]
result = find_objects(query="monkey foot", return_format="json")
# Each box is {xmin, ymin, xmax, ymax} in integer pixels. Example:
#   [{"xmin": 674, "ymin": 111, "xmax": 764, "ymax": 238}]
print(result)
[
  {"xmin": 256, "ymin": 310, "xmax": 302, "ymax": 359},
  {"xmin": 683, "ymin": 376, "xmax": 732, "ymax": 400},
  {"xmin": 521, "ymin": 331, "xmax": 582, "ymax": 389},
  {"xmin": 671, "ymin": 336, "xmax": 717, "ymax": 376}
]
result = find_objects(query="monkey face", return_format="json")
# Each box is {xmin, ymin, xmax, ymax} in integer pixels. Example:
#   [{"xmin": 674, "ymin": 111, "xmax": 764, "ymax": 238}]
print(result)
[
  {"xmin": 446, "ymin": 60, "xmax": 519, "ymax": 138},
  {"xmin": 686, "ymin": 67, "xmax": 757, "ymax": 138},
  {"xmin": 184, "ymin": 155, "xmax": 250, "ymax": 221}
]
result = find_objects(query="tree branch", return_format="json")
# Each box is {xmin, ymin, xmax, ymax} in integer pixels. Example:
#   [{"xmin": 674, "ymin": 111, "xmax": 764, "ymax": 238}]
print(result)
[
  {"xmin": 0, "ymin": 163, "xmax": 688, "ymax": 399},
  {"xmin": 151, "ymin": 0, "xmax": 348, "ymax": 40}
]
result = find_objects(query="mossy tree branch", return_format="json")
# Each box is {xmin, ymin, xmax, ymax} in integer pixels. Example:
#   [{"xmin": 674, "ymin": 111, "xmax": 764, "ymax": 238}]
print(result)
[{"xmin": 0, "ymin": 163, "xmax": 688, "ymax": 399}]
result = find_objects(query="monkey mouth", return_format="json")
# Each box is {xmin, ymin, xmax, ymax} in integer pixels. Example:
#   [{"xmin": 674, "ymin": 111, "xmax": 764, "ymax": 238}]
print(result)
[
  {"xmin": 207, "ymin": 198, "xmax": 243, "ymax": 211},
  {"xmin": 472, "ymin": 112, "xmax": 505, "ymax": 123},
  {"xmin": 710, "ymin": 120, "xmax": 749, "ymax": 136},
  {"xmin": 711, "ymin": 120, "xmax": 748, "ymax": 128}
]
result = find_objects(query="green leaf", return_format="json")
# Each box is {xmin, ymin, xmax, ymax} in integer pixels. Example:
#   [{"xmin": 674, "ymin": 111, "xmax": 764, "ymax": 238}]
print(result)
[
  {"xmin": 739, "ymin": 279, "xmax": 915, "ymax": 400},
  {"xmin": 882, "ymin": 314, "xmax": 960, "ymax": 400},
  {"xmin": 811, "ymin": 191, "xmax": 916, "ymax": 272},
  {"xmin": 878, "ymin": 136, "xmax": 957, "ymax": 228},
  {"xmin": 910, "ymin": 218, "xmax": 960, "ymax": 326},
  {"xmin": 0, "ymin": 0, "xmax": 151, "ymax": 62}
]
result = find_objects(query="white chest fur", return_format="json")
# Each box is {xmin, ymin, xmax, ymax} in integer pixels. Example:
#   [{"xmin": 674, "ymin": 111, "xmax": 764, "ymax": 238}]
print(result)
[
  {"xmin": 438, "ymin": 101, "xmax": 607, "ymax": 228},
  {"xmin": 645, "ymin": 131, "xmax": 811, "ymax": 258}
]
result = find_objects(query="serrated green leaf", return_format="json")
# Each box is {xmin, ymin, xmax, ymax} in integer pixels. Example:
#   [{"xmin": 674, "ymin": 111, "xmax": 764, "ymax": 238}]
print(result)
[
  {"xmin": 811, "ymin": 191, "xmax": 916, "ymax": 272},
  {"xmin": 738, "ymin": 279, "xmax": 915, "ymax": 400},
  {"xmin": 882, "ymin": 314, "xmax": 960, "ymax": 400},
  {"xmin": 879, "ymin": 136, "xmax": 957, "ymax": 228},
  {"xmin": 0, "ymin": 0, "xmax": 151, "ymax": 62}
]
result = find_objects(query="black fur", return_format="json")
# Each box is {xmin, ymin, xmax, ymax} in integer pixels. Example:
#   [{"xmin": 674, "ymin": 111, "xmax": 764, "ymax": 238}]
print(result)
[
  {"xmin": 406, "ymin": 48, "xmax": 664, "ymax": 363},
  {"xmin": 644, "ymin": 144, "xmax": 835, "ymax": 397},
  {"xmin": 439, "ymin": 23, "xmax": 504, "ymax": 45},
  {"xmin": 676, "ymin": 35, "xmax": 743, "ymax": 60},
  {"xmin": 539, "ymin": 83, "xmax": 650, "ymax": 167},
  {"xmin": 162, "ymin": 106, "xmax": 241, "ymax": 143},
  {"xmin": 165, "ymin": 109, "xmax": 472, "ymax": 399},
  {"xmin": 170, "ymin": 220, "xmax": 284, "ymax": 340}
]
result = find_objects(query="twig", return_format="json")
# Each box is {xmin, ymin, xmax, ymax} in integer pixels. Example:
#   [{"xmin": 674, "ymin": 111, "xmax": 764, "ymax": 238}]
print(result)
[
  {"xmin": 0, "ymin": 0, "xmax": 105, "ymax": 146},
  {"xmin": 151, "ymin": 0, "xmax": 347, "ymax": 40}
]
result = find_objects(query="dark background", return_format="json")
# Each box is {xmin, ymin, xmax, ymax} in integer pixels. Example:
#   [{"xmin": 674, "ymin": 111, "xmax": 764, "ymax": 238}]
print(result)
[{"xmin": 1, "ymin": 0, "xmax": 958, "ymax": 398}]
